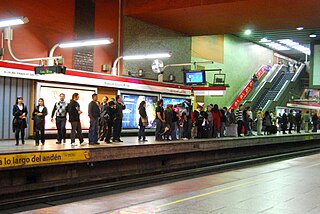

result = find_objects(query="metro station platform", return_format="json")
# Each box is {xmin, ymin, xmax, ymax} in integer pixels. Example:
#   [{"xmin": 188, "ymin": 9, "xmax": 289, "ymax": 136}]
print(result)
[{"xmin": 1, "ymin": 132, "xmax": 320, "ymax": 209}]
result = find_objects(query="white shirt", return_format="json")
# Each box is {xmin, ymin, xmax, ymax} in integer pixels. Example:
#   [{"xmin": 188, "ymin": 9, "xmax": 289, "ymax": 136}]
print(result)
[{"xmin": 39, "ymin": 106, "xmax": 44, "ymax": 113}]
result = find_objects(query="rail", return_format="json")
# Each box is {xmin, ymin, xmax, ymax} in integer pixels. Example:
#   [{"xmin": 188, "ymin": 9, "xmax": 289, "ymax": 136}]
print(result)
[
  {"xmin": 291, "ymin": 63, "xmax": 305, "ymax": 82},
  {"xmin": 274, "ymin": 80, "xmax": 290, "ymax": 102}
]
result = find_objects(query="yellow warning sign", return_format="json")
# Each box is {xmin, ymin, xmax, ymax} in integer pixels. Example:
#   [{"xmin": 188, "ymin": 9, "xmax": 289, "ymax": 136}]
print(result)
[{"xmin": 0, "ymin": 150, "xmax": 91, "ymax": 168}]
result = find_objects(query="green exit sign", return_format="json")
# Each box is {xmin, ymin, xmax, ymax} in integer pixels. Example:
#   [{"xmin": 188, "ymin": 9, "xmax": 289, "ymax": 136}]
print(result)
[{"xmin": 34, "ymin": 66, "xmax": 66, "ymax": 75}]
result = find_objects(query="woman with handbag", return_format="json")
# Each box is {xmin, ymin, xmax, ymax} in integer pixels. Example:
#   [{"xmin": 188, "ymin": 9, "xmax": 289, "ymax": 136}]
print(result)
[
  {"xmin": 138, "ymin": 101, "xmax": 148, "ymax": 142},
  {"xmin": 32, "ymin": 98, "xmax": 48, "ymax": 146},
  {"xmin": 12, "ymin": 96, "xmax": 28, "ymax": 146}
]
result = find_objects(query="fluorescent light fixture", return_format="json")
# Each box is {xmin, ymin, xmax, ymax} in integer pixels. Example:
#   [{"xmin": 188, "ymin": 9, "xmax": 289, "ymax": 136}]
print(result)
[
  {"xmin": 259, "ymin": 37, "xmax": 271, "ymax": 43},
  {"xmin": 296, "ymin": 26, "xmax": 304, "ymax": 30},
  {"xmin": 309, "ymin": 33, "xmax": 317, "ymax": 38},
  {"xmin": 265, "ymin": 42, "xmax": 291, "ymax": 51},
  {"xmin": 112, "ymin": 52, "xmax": 171, "ymax": 76},
  {"xmin": 58, "ymin": 38, "xmax": 114, "ymax": 48},
  {"xmin": 244, "ymin": 29, "xmax": 252, "ymax": 35},
  {"xmin": 278, "ymin": 39, "xmax": 310, "ymax": 55},
  {"xmin": 0, "ymin": 16, "xmax": 28, "ymax": 28},
  {"xmin": 122, "ymin": 53, "xmax": 171, "ymax": 60}
]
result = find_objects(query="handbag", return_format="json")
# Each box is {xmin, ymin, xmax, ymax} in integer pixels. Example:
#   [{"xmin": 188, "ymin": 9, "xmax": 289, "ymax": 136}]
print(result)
[{"xmin": 141, "ymin": 117, "xmax": 148, "ymax": 126}]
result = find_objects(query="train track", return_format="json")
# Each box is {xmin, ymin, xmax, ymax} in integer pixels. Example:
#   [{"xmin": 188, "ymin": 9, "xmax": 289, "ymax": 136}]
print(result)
[{"xmin": 1, "ymin": 147, "xmax": 320, "ymax": 211}]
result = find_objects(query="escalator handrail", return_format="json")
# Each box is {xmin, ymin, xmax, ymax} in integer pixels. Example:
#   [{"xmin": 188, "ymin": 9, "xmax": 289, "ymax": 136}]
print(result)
[
  {"xmin": 291, "ymin": 63, "xmax": 305, "ymax": 82},
  {"xmin": 247, "ymin": 64, "xmax": 282, "ymax": 103},
  {"xmin": 274, "ymin": 80, "xmax": 291, "ymax": 102},
  {"xmin": 268, "ymin": 64, "xmax": 285, "ymax": 83},
  {"xmin": 262, "ymin": 100, "xmax": 273, "ymax": 112}
]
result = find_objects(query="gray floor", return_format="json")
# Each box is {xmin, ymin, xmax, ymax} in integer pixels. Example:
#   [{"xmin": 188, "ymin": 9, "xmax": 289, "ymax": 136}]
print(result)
[{"xmin": 15, "ymin": 151, "xmax": 320, "ymax": 214}]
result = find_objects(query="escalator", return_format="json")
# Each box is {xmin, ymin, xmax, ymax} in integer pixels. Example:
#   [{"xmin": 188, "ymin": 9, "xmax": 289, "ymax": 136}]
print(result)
[{"xmin": 243, "ymin": 63, "xmax": 305, "ymax": 118}]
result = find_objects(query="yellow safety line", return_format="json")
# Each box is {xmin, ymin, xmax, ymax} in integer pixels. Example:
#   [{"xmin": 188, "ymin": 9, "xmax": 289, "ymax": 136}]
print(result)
[
  {"xmin": 157, "ymin": 178, "xmax": 262, "ymax": 208},
  {"xmin": 305, "ymin": 162, "xmax": 320, "ymax": 168}
]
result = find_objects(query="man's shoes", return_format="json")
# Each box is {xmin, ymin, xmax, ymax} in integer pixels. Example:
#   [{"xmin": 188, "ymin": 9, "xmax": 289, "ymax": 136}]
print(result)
[
  {"xmin": 94, "ymin": 142, "xmax": 100, "ymax": 145},
  {"xmin": 56, "ymin": 141, "xmax": 61, "ymax": 144},
  {"xmin": 105, "ymin": 141, "xmax": 112, "ymax": 144},
  {"xmin": 142, "ymin": 139, "xmax": 148, "ymax": 142},
  {"xmin": 63, "ymin": 139, "xmax": 66, "ymax": 143},
  {"xmin": 22, "ymin": 141, "xmax": 25, "ymax": 145}
]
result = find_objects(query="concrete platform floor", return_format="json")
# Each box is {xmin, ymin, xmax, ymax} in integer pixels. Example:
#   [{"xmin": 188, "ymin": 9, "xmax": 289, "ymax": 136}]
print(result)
[
  {"xmin": 7, "ymin": 149, "xmax": 320, "ymax": 213},
  {"xmin": 0, "ymin": 130, "xmax": 317, "ymax": 154}
]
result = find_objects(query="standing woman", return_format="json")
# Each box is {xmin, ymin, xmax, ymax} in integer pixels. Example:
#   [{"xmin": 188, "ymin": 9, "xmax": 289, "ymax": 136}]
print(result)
[
  {"xmin": 138, "ymin": 101, "xmax": 148, "ymax": 142},
  {"xmin": 256, "ymin": 108, "xmax": 264, "ymax": 135},
  {"xmin": 13, "ymin": 96, "xmax": 28, "ymax": 146},
  {"xmin": 32, "ymin": 98, "xmax": 48, "ymax": 146}
]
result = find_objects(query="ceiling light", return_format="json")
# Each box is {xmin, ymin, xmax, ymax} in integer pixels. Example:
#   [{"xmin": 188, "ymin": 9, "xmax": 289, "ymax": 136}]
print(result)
[
  {"xmin": 265, "ymin": 42, "xmax": 291, "ymax": 51},
  {"xmin": 296, "ymin": 26, "xmax": 304, "ymax": 30},
  {"xmin": 123, "ymin": 53, "xmax": 171, "ymax": 60},
  {"xmin": 278, "ymin": 39, "xmax": 311, "ymax": 55},
  {"xmin": 309, "ymin": 33, "xmax": 317, "ymax": 38},
  {"xmin": 58, "ymin": 38, "xmax": 114, "ymax": 48},
  {"xmin": 244, "ymin": 29, "xmax": 252, "ymax": 35},
  {"xmin": 259, "ymin": 37, "xmax": 271, "ymax": 43},
  {"xmin": 0, "ymin": 16, "xmax": 28, "ymax": 28}
]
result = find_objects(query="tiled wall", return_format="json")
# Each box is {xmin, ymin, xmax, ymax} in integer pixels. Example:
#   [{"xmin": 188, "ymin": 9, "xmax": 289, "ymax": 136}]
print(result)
[{"xmin": 122, "ymin": 17, "xmax": 192, "ymax": 83}]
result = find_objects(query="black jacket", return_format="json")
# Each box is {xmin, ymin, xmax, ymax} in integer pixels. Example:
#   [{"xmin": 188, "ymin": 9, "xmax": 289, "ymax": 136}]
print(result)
[
  {"xmin": 88, "ymin": 101, "xmax": 100, "ymax": 118},
  {"xmin": 12, "ymin": 104, "xmax": 28, "ymax": 131},
  {"xmin": 68, "ymin": 100, "xmax": 80, "ymax": 122},
  {"xmin": 32, "ymin": 105, "xmax": 48, "ymax": 130},
  {"xmin": 115, "ymin": 102, "xmax": 126, "ymax": 120}
]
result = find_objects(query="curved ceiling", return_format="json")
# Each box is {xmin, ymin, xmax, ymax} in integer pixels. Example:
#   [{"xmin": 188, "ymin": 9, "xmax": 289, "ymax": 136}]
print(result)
[
  {"xmin": 124, "ymin": 0, "xmax": 320, "ymax": 59},
  {"xmin": 124, "ymin": 0, "xmax": 320, "ymax": 36}
]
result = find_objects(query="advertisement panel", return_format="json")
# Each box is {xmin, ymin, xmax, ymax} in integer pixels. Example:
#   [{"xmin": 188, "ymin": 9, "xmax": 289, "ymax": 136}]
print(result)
[
  {"xmin": 121, "ymin": 93, "xmax": 158, "ymax": 129},
  {"xmin": 37, "ymin": 83, "xmax": 97, "ymax": 130}
]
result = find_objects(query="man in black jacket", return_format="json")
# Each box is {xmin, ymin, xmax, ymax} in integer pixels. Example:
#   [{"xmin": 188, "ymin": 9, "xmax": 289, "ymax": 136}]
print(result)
[
  {"xmin": 88, "ymin": 93, "xmax": 100, "ymax": 145},
  {"xmin": 68, "ymin": 93, "xmax": 84, "ymax": 145},
  {"xmin": 113, "ymin": 95, "xmax": 125, "ymax": 142}
]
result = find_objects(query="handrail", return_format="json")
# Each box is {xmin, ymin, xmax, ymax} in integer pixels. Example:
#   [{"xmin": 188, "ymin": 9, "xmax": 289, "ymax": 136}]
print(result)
[
  {"xmin": 291, "ymin": 63, "xmax": 305, "ymax": 82},
  {"xmin": 274, "ymin": 80, "xmax": 290, "ymax": 102},
  {"xmin": 262, "ymin": 100, "xmax": 272, "ymax": 112},
  {"xmin": 268, "ymin": 64, "xmax": 284, "ymax": 83},
  {"xmin": 247, "ymin": 64, "xmax": 282, "ymax": 103},
  {"xmin": 248, "ymin": 81, "xmax": 267, "ymax": 102}
]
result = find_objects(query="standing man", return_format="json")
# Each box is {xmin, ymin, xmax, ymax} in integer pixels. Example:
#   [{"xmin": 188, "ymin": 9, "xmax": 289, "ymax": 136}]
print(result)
[
  {"xmin": 68, "ymin": 93, "xmax": 84, "ymax": 146},
  {"xmin": 288, "ymin": 110, "xmax": 294, "ymax": 134},
  {"xmin": 236, "ymin": 104, "xmax": 244, "ymax": 137},
  {"xmin": 295, "ymin": 110, "xmax": 302, "ymax": 133},
  {"xmin": 113, "ymin": 95, "xmax": 125, "ymax": 142},
  {"xmin": 99, "ymin": 96, "xmax": 109, "ymax": 141},
  {"xmin": 51, "ymin": 93, "xmax": 68, "ymax": 144},
  {"xmin": 88, "ymin": 93, "xmax": 100, "ymax": 145},
  {"xmin": 155, "ymin": 99, "xmax": 165, "ymax": 141}
]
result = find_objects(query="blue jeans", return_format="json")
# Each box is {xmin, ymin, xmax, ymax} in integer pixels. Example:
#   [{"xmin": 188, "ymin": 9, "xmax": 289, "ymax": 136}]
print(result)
[{"xmin": 88, "ymin": 117, "xmax": 99, "ymax": 143}]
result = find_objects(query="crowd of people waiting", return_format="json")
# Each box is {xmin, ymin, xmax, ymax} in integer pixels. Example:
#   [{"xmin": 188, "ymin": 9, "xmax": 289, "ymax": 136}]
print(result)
[
  {"xmin": 154, "ymin": 101, "xmax": 320, "ymax": 141},
  {"xmin": 12, "ymin": 94, "xmax": 320, "ymax": 146},
  {"xmin": 12, "ymin": 93, "xmax": 126, "ymax": 146}
]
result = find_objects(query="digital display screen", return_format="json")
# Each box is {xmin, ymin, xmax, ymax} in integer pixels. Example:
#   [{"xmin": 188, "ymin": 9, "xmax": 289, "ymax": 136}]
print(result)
[
  {"xmin": 184, "ymin": 71, "xmax": 206, "ymax": 85},
  {"xmin": 37, "ymin": 83, "xmax": 97, "ymax": 130},
  {"xmin": 121, "ymin": 93, "xmax": 158, "ymax": 129}
]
